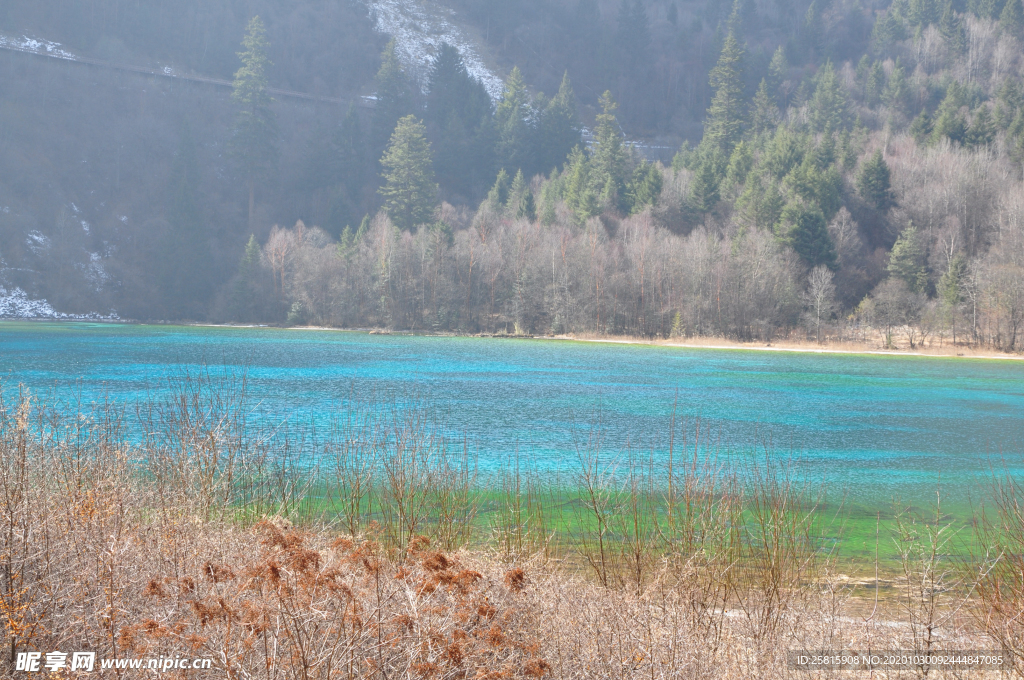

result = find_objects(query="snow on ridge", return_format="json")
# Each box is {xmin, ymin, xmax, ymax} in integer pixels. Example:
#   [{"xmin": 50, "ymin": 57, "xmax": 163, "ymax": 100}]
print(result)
[
  {"xmin": 0, "ymin": 33, "xmax": 78, "ymax": 60},
  {"xmin": 0, "ymin": 286, "xmax": 118, "ymax": 321},
  {"xmin": 366, "ymin": 0, "xmax": 504, "ymax": 100}
]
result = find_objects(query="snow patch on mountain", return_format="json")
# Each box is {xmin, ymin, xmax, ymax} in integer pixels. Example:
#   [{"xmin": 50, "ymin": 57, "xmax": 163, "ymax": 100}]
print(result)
[
  {"xmin": 366, "ymin": 0, "xmax": 504, "ymax": 100},
  {"xmin": 0, "ymin": 33, "xmax": 77, "ymax": 60},
  {"xmin": 0, "ymin": 286, "xmax": 118, "ymax": 320}
]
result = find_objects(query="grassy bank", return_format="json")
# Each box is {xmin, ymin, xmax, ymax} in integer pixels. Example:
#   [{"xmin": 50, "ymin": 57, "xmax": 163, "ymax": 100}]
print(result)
[{"xmin": 0, "ymin": 378, "xmax": 1021, "ymax": 678}]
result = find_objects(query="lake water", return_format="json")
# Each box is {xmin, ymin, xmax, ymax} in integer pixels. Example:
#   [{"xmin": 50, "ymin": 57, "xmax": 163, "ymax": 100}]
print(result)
[{"xmin": 1, "ymin": 321, "xmax": 1022, "ymax": 518}]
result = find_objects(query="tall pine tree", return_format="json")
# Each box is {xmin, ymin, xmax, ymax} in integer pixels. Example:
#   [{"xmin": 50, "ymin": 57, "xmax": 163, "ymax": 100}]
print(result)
[
  {"xmin": 590, "ymin": 91, "xmax": 628, "ymax": 211},
  {"xmin": 373, "ymin": 40, "xmax": 415, "ymax": 156},
  {"xmin": 425, "ymin": 43, "xmax": 495, "ymax": 200},
  {"xmin": 379, "ymin": 116, "xmax": 438, "ymax": 232},
  {"xmin": 537, "ymin": 72, "xmax": 582, "ymax": 173},
  {"xmin": 702, "ymin": 27, "xmax": 745, "ymax": 153},
  {"xmin": 495, "ymin": 67, "xmax": 533, "ymax": 176},
  {"xmin": 229, "ymin": 16, "xmax": 278, "ymax": 233}
]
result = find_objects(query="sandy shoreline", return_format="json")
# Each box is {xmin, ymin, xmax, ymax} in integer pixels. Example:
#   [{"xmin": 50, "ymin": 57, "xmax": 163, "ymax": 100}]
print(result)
[
  {"xmin": 555, "ymin": 335, "xmax": 1024, "ymax": 360},
  {"xmin": 7, "ymin": 318, "xmax": 1022, "ymax": 360}
]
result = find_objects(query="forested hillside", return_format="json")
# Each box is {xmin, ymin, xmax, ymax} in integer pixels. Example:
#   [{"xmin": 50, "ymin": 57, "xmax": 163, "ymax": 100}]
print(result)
[{"xmin": 2, "ymin": 0, "xmax": 1024, "ymax": 349}]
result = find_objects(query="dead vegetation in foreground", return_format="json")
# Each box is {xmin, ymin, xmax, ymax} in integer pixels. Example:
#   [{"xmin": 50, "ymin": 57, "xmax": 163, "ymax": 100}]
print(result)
[{"xmin": 0, "ymin": 382, "xmax": 1021, "ymax": 679}]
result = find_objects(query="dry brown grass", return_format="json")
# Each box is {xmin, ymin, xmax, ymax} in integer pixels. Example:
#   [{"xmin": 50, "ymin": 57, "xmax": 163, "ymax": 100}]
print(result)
[{"xmin": 0, "ymin": 384, "xmax": 1015, "ymax": 678}]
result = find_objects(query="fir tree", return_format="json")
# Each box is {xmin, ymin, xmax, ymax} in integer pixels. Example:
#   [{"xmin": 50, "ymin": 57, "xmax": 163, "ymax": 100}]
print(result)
[
  {"xmin": 488, "ymin": 169, "xmax": 511, "ymax": 210},
  {"xmin": 856, "ymin": 150, "xmax": 896, "ymax": 211},
  {"xmin": 882, "ymin": 59, "xmax": 909, "ymax": 118},
  {"xmin": 808, "ymin": 61, "xmax": 847, "ymax": 133},
  {"xmin": 872, "ymin": 7, "xmax": 908, "ymax": 50},
  {"xmin": 780, "ymin": 204, "xmax": 837, "ymax": 268},
  {"xmin": 229, "ymin": 16, "xmax": 278, "ymax": 233},
  {"xmin": 563, "ymin": 146, "xmax": 599, "ymax": 223},
  {"xmin": 909, "ymin": 109, "xmax": 932, "ymax": 144},
  {"xmin": 939, "ymin": 253, "xmax": 967, "ymax": 342},
  {"xmin": 888, "ymin": 224, "xmax": 929, "ymax": 290},
  {"xmin": 767, "ymin": 46, "xmax": 788, "ymax": 104},
  {"xmin": 231, "ymin": 234, "xmax": 263, "ymax": 321},
  {"xmin": 736, "ymin": 171, "xmax": 784, "ymax": 228},
  {"xmin": 373, "ymin": 40, "xmax": 415, "ymax": 154},
  {"xmin": 723, "ymin": 140, "xmax": 753, "ymax": 194},
  {"xmin": 625, "ymin": 162, "xmax": 663, "ymax": 213},
  {"xmin": 888, "ymin": 224, "xmax": 928, "ymax": 292},
  {"xmin": 425, "ymin": 43, "xmax": 495, "ymax": 199},
  {"xmin": 966, "ymin": 105, "xmax": 996, "ymax": 147},
  {"xmin": 908, "ymin": 0, "xmax": 940, "ymax": 27},
  {"xmin": 939, "ymin": 2, "xmax": 967, "ymax": 55},
  {"xmin": 537, "ymin": 73, "xmax": 583, "ymax": 174},
  {"xmin": 750, "ymin": 79, "xmax": 780, "ymax": 135},
  {"xmin": 495, "ymin": 67, "xmax": 533, "ymax": 176},
  {"xmin": 995, "ymin": 81, "xmax": 1022, "ymax": 128},
  {"xmin": 930, "ymin": 85, "xmax": 968, "ymax": 145},
  {"xmin": 1001, "ymin": 0, "xmax": 1024, "ymax": 39},
  {"xmin": 509, "ymin": 170, "xmax": 537, "ymax": 221},
  {"xmin": 379, "ymin": 116, "xmax": 438, "ymax": 231},
  {"xmin": 865, "ymin": 60, "xmax": 885, "ymax": 107},
  {"xmin": 762, "ymin": 126, "xmax": 803, "ymax": 179},
  {"xmin": 702, "ymin": 29, "xmax": 745, "ymax": 153},
  {"xmin": 590, "ymin": 91, "xmax": 628, "ymax": 211},
  {"xmin": 689, "ymin": 149, "xmax": 726, "ymax": 216}
]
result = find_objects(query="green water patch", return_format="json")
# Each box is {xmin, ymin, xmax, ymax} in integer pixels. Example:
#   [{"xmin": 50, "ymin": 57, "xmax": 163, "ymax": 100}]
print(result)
[{"xmin": 222, "ymin": 470, "xmax": 994, "ymax": 578}]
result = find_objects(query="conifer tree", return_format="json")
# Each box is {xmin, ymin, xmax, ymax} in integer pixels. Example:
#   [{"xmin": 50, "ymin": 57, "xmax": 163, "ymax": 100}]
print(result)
[
  {"xmin": 865, "ymin": 60, "xmax": 885, "ymax": 106},
  {"xmin": 379, "ymin": 116, "xmax": 438, "ymax": 232},
  {"xmin": 509, "ymin": 169, "xmax": 537, "ymax": 221},
  {"xmin": 966, "ymin": 105, "xmax": 996, "ymax": 147},
  {"xmin": 939, "ymin": 2, "xmax": 967, "ymax": 55},
  {"xmin": 910, "ymin": 109, "xmax": 932, "ymax": 144},
  {"xmin": 373, "ymin": 40, "xmax": 415, "ymax": 154},
  {"xmin": 856, "ymin": 150, "xmax": 896, "ymax": 211},
  {"xmin": 425, "ymin": 43, "xmax": 494, "ymax": 199},
  {"xmin": 780, "ymin": 204, "xmax": 837, "ymax": 268},
  {"xmin": 562, "ymin": 146, "xmax": 598, "ymax": 223},
  {"xmin": 888, "ymin": 224, "xmax": 928, "ymax": 292},
  {"xmin": 724, "ymin": 140, "xmax": 753, "ymax": 192},
  {"xmin": 767, "ymin": 46, "xmax": 788, "ymax": 104},
  {"xmin": 231, "ymin": 234, "xmax": 264, "ymax": 320},
  {"xmin": 590, "ymin": 91, "xmax": 627, "ymax": 211},
  {"xmin": 737, "ymin": 172, "xmax": 784, "ymax": 229},
  {"xmin": 690, "ymin": 149, "xmax": 725, "ymax": 216},
  {"xmin": 323, "ymin": 105, "xmax": 369, "ymax": 233},
  {"xmin": 488, "ymin": 169, "xmax": 511, "ymax": 210},
  {"xmin": 750, "ymin": 79, "xmax": 780, "ymax": 135},
  {"xmin": 703, "ymin": 29, "xmax": 745, "ymax": 153},
  {"xmin": 625, "ymin": 162, "xmax": 663, "ymax": 213},
  {"xmin": 495, "ymin": 67, "xmax": 533, "ymax": 175},
  {"xmin": 229, "ymin": 16, "xmax": 278, "ymax": 233},
  {"xmin": 882, "ymin": 60, "xmax": 909, "ymax": 118},
  {"xmin": 930, "ymin": 85, "xmax": 968, "ymax": 144},
  {"xmin": 939, "ymin": 253, "xmax": 967, "ymax": 343},
  {"xmin": 808, "ymin": 61, "xmax": 846, "ymax": 133},
  {"xmin": 1001, "ymin": 0, "xmax": 1024, "ymax": 40},
  {"xmin": 537, "ymin": 73, "xmax": 583, "ymax": 173}
]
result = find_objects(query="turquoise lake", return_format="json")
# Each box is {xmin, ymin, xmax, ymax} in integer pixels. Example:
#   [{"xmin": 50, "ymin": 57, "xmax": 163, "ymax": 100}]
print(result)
[{"xmin": 1, "ymin": 321, "xmax": 1022, "ymax": 515}]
